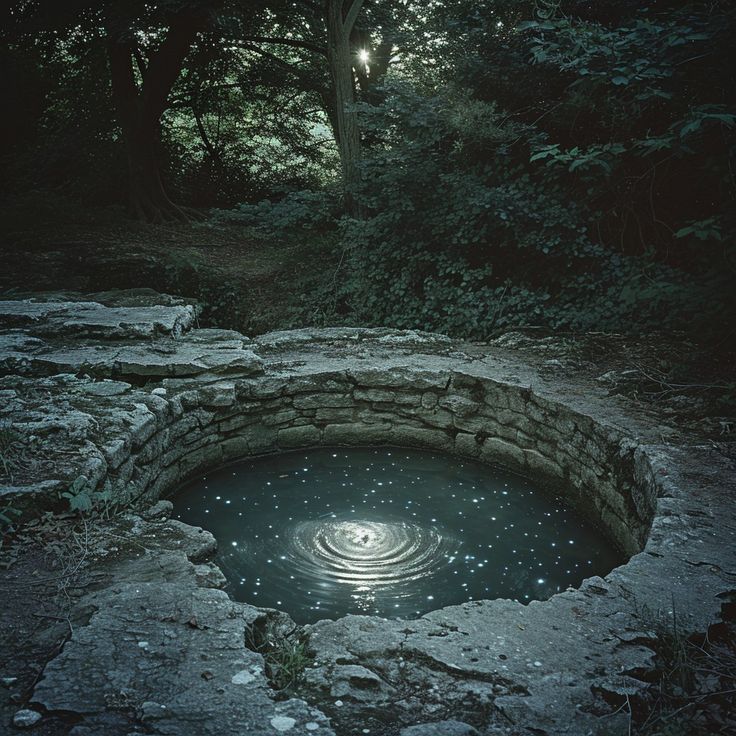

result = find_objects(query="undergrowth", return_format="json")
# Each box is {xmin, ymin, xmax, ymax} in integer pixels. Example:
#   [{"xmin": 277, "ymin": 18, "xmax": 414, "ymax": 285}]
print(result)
[
  {"xmin": 0, "ymin": 421, "xmax": 25, "ymax": 483},
  {"xmin": 628, "ymin": 598, "xmax": 736, "ymax": 735},
  {"xmin": 245, "ymin": 615, "xmax": 312, "ymax": 691}
]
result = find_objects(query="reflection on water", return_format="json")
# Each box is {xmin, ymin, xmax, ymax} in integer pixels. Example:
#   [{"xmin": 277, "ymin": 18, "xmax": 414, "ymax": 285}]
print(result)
[{"xmin": 173, "ymin": 447, "xmax": 622, "ymax": 623}]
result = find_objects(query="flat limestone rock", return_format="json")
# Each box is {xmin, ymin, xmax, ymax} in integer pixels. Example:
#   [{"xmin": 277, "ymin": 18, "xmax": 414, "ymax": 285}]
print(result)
[
  {"xmin": 256, "ymin": 326, "xmax": 452, "ymax": 350},
  {"xmin": 14, "ymin": 506, "xmax": 334, "ymax": 735},
  {"xmin": 400, "ymin": 721, "xmax": 479, "ymax": 736},
  {"xmin": 32, "ymin": 582, "xmax": 333, "ymax": 736},
  {"xmin": 0, "ymin": 300, "xmax": 196, "ymax": 339},
  {"xmin": 0, "ymin": 296, "xmax": 263, "ymax": 379},
  {"xmin": 3, "ymin": 340, "xmax": 263, "ymax": 379},
  {"xmin": 185, "ymin": 327, "xmax": 251, "ymax": 347}
]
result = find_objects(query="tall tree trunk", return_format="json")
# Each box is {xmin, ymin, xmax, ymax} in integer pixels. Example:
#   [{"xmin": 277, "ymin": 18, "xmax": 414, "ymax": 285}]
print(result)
[
  {"xmin": 107, "ymin": 6, "xmax": 211, "ymax": 222},
  {"xmin": 325, "ymin": 0, "xmax": 364, "ymax": 215}
]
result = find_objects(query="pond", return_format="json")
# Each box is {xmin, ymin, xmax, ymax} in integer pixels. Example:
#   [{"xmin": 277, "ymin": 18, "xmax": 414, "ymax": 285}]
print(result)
[{"xmin": 173, "ymin": 446, "xmax": 622, "ymax": 623}]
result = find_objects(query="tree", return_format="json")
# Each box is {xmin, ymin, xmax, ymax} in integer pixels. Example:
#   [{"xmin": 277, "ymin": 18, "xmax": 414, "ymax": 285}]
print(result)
[
  {"xmin": 105, "ymin": 1, "xmax": 220, "ymax": 222},
  {"xmin": 325, "ymin": 0, "xmax": 365, "ymax": 211},
  {"xmin": 238, "ymin": 0, "xmax": 368, "ymax": 210},
  {"xmin": 1, "ymin": 0, "xmax": 222, "ymax": 221}
]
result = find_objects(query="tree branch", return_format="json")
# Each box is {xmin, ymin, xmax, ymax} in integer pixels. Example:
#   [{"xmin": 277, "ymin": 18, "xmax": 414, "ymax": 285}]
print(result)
[
  {"xmin": 140, "ymin": 6, "xmax": 211, "ymax": 129},
  {"xmin": 133, "ymin": 46, "xmax": 147, "ymax": 79},
  {"xmin": 243, "ymin": 35, "xmax": 326, "ymax": 56},
  {"xmin": 239, "ymin": 42, "xmax": 321, "ymax": 89},
  {"xmin": 343, "ymin": 0, "xmax": 365, "ymax": 35}
]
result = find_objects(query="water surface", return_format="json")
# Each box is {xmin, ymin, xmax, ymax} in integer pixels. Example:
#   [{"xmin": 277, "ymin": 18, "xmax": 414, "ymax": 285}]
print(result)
[{"xmin": 174, "ymin": 447, "xmax": 621, "ymax": 623}]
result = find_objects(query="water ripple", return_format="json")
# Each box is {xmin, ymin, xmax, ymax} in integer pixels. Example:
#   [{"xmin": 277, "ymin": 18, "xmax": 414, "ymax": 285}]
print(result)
[{"xmin": 287, "ymin": 519, "xmax": 453, "ymax": 587}]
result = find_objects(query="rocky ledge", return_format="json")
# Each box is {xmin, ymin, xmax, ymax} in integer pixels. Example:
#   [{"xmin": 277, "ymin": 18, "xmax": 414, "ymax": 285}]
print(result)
[{"xmin": 1, "ymin": 291, "xmax": 734, "ymax": 735}]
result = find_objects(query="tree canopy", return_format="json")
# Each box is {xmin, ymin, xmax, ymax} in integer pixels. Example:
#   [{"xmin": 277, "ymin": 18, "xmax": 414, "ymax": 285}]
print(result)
[{"xmin": 1, "ymin": 0, "xmax": 734, "ymax": 338}]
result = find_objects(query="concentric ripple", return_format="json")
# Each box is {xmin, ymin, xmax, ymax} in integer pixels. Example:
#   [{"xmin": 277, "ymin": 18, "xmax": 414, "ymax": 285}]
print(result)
[
  {"xmin": 288, "ymin": 519, "xmax": 453, "ymax": 587},
  {"xmin": 173, "ymin": 447, "xmax": 622, "ymax": 623}
]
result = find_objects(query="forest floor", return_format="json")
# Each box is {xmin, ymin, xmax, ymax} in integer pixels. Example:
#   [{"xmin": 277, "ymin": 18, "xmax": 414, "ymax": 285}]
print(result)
[
  {"xmin": 0, "ymin": 514, "xmax": 91, "ymax": 735},
  {"xmin": 0, "ymin": 196, "xmax": 343, "ymax": 337}
]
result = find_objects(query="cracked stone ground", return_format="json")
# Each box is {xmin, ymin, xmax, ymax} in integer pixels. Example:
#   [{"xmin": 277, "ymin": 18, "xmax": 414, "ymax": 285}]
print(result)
[{"xmin": 1, "ymin": 292, "xmax": 734, "ymax": 735}]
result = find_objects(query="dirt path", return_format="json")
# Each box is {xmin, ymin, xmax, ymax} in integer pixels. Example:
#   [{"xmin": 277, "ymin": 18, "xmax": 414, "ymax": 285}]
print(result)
[{"xmin": 0, "ymin": 209, "xmax": 341, "ymax": 337}]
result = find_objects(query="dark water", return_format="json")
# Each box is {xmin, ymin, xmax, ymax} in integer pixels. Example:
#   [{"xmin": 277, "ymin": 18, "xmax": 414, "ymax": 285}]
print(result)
[{"xmin": 173, "ymin": 447, "xmax": 622, "ymax": 623}]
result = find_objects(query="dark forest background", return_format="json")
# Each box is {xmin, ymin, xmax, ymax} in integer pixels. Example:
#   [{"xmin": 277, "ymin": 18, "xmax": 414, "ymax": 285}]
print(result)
[{"xmin": 1, "ymin": 0, "xmax": 734, "ymax": 344}]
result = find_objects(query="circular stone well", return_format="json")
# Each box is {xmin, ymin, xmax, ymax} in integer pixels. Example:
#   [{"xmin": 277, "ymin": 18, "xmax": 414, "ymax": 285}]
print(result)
[
  {"xmin": 146, "ymin": 363, "xmax": 657, "ymax": 561},
  {"xmin": 6, "ymin": 307, "xmax": 732, "ymax": 736}
]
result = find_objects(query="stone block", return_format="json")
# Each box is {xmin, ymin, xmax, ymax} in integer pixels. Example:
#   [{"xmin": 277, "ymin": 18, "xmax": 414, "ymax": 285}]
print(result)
[
  {"xmin": 278, "ymin": 425, "xmax": 321, "ymax": 449},
  {"xmin": 354, "ymin": 388, "xmax": 396, "ymax": 403},
  {"xmin": 314, "ymin": 407, "xmax": 356, "ymax": 423},
  {"xmin": 454, "ymin": 432, "xmax": 482, "ymax": 459},
  {"xmin": 350, "ymin": 367, "xmax": 450, "ymax": 390},
  {"xmin": 438, "ymin": 395, "xmax": 478, "ymax": 417},
  {"xmin": 388, "ymin": 425, "xmax": 453, "ymax": 451},
  {"xmin": 128, "ymin": 404, "xmax": 158, "ymax": 448},
  {"xmin": 135, "ymin": 429, "xmax": 168, "ymax": 465},
  {"xmin": 102, "ymin": 438, "xmax": 130, "ymax": 470},
  {"xmin": 293, "ymin": 393, "xmax": 354, "ymax": 409},
  {"xmin": 260, "ymin": 409, "xmax": 300, "ymax": 427},
  {"xmin": 482, "ymin": 383, "xmax": 511, "ymax": 410},
  {"xmin": 237, "ymin": 426, "xmax": 278, "ymax": 454},
  {"xmin": 220, "ymin": 435, "xmax": 250, "ymax": 461},
  {"xmin": 218, "ymin": 412, "xmax": 260, "ymax": 434},
  {"xmin": 323, "ymin": 422, "xmax": 391, "ymax": 445},
  {"xmin": 523, "ymin": 448, "xmax": 564, "ymax": 483},
  {"xmin": 479, "ymin": 437, "xmax": 525, "ymax": 470}
]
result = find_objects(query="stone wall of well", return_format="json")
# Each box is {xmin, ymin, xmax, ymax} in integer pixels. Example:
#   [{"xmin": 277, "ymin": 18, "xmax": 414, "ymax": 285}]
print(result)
[
  {"xmin": 106, "ymin": 367, "xmax": 656, "ymax": 557},
  {"xmin": 0, "ymin": 296, "xmax": 660, "ymax": 560}
]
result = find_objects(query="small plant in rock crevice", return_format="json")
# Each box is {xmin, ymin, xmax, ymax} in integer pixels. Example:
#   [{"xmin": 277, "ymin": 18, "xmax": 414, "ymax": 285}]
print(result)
[
  {"xmin": 245, "ymin": 615, "xmax": 312, "ymax": 692},
  {"xmin": 624, "ymin": 599, "xmax": 736, "ymax": 735},
  {"xmin": 59, "ymin": 476, "xmax": 127, "ymax": 519}
]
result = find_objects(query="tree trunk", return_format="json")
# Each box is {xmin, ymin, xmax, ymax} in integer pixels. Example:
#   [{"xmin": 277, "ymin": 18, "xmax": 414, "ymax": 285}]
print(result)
[
  {"xmin": 325, "ymin": 0, "xmax": 364, "ymax": 215},
  {"xmin": 126, "ymin": 123, "xmax": 188, "ymax": 223},
  {"xmin": 107, "ymin": 6, "xmax": 212, "ymax": 222}
]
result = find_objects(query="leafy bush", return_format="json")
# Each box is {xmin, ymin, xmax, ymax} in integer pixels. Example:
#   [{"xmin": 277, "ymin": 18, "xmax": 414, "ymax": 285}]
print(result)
[
  {"xmin": 211, "ymin": 190, "xmax": 339, "ymax": 237},
  {"xmin": 331, "ymin": 2, "xmax": 735, "ymax": 339}
]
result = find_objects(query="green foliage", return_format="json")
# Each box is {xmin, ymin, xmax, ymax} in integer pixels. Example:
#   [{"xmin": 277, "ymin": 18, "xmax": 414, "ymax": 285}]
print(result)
[
  {"xmin": 246, "ymin": 616, "xmax": 312, "ymax": 691},
  {"xmin": 60, "ymin": 476, "xmax": 118, "ymax": 517},
  {"xmin": 332, "ymin": 73, "xmax": 729, "ymax": 336},
  {"xmin": 211, "ymin": 190, "xmax": 339, "ymax": 236},
  {"xmin": 325, "ymin": 1, "xmax": 736, "ymax": 339},
  {"xmin": 674, "ymin": 217, "xmax": 724, "ymax": 243}
]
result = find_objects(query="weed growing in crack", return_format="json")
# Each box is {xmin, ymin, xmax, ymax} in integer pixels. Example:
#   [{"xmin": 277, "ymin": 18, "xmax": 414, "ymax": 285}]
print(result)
[
  {"xmin": 245, "ymin": 616, "xmax": 312, "ymax": 691},
  {"xmin": 0, "ymin": 422, "xmax": 24, "ymax": 482},
  {"xmin": 59, "ymin": 476, "xmax": 132, "ymax": 519},
  {"xmin": 626, "ymin": 600, "xmax": 736, "ymax": 735}
]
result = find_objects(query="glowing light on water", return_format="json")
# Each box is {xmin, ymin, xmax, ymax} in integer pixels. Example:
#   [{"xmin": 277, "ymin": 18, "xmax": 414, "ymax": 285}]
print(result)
[{"xmin": 174, "ymin": 447, "xmax": 621, "ymax": 623}]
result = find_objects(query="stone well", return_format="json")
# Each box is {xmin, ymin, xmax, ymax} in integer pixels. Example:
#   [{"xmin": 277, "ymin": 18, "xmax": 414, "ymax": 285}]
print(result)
[
  {"xmin": 115, "ymin": 360, "xmax": 656, "ymax": 559},
  {"xmin": 1, "ymin": 293, "xmax": 734, "ymax": 736}
]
